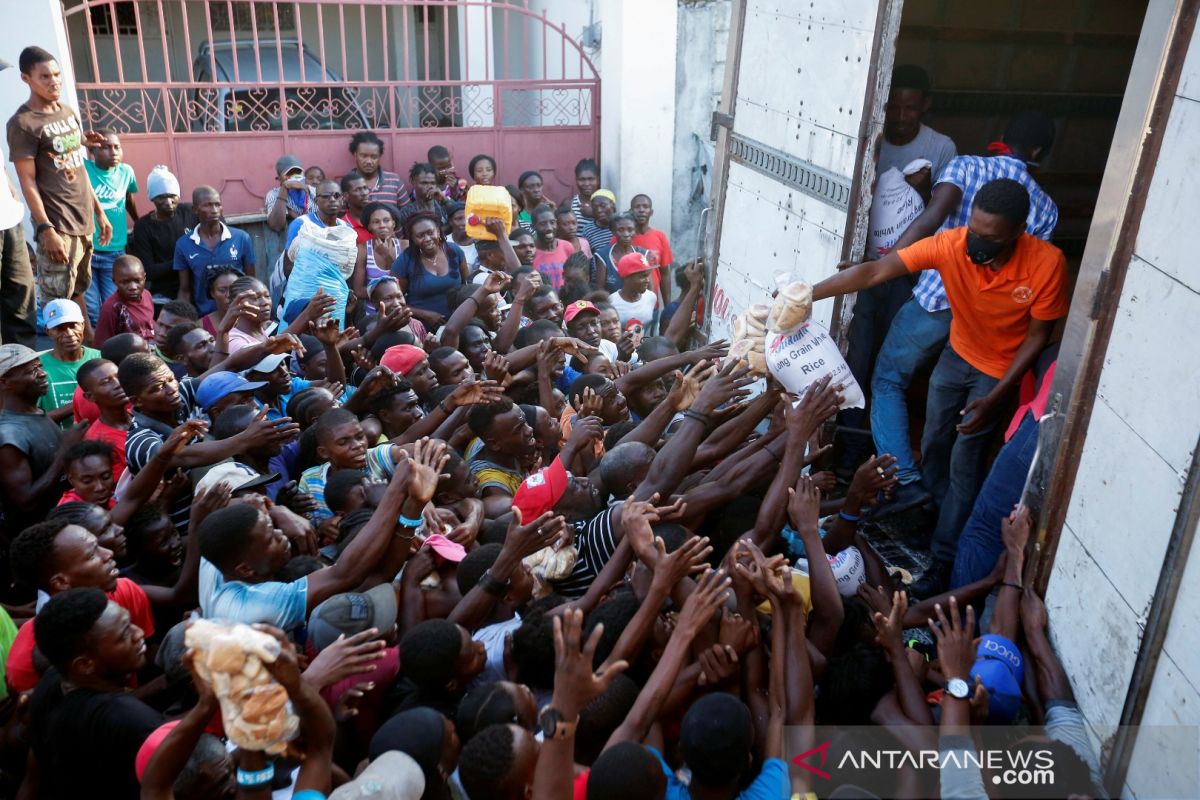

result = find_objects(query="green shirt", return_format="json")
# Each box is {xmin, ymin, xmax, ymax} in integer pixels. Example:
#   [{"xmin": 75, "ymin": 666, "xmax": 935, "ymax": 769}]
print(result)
[
  {"xmin": 84, "ymin": 160, "xmax": 138, "ymax": 252},
  {"xmin": 38, "ymin": 347, "xmax": 101, "ymax": 424},
  {"xmin": 0, "ymin": 606, "xmax": 17, "ymax": 699}
]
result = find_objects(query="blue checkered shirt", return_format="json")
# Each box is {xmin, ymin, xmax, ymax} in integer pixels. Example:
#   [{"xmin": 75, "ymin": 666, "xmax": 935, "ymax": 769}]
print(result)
[{"xmin": 912, "ymin": 155, "xmax": 1059, "ymax": 312}]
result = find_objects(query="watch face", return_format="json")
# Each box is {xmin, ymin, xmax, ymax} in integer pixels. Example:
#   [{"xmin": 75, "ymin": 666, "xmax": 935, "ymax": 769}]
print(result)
[{"xmin": 947, "ymin": 677, "xmax": 970, "ymax": 699}]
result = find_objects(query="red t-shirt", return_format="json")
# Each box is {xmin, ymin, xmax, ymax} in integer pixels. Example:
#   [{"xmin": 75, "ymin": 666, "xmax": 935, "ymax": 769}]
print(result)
[
  {"xmin": 343, "ymin": 211, "xmax": 372, "ymax": 245},
  {"xmin": 632, "ymin": 229, "xmax": 673, "ymax": 295},
  {"xmin": 57, "ymin": 489, "xmax": 117, "ymax": 508},
  {"xmin": 83, "ymin": 418, "xmax": 130, "ymax": 481},
  {"xmin": 5, "ymin": 578, "xmax": 156, "ymax": 694},
  {"xmin": 95, "ymin": 291, "xmax": 156, "ymax": 347},
  {"xmin": 72, "ymin": 385, "xmax": 101, "ymax": 424}
]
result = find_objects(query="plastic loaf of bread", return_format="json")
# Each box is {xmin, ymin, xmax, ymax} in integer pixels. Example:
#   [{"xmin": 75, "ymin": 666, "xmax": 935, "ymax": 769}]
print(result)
[{"xmin": 185, "ymin": 619, "xmax": 300, "ymax": 753}]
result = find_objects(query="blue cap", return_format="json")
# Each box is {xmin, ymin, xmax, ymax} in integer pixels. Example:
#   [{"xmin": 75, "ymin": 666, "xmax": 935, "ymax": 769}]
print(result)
[
  {"xmin": 969, "ymin": 633, "xmax": 1025, "ymax": 723},
  {"xmin": 196, "ymin": 371, "xmax": 266, "ymax": 411}
]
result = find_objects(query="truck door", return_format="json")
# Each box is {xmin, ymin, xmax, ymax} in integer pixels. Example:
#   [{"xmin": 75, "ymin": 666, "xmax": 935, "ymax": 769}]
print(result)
[{"xmin": 706, "ymin": 0, "xmax": 903, "ymax": 342}]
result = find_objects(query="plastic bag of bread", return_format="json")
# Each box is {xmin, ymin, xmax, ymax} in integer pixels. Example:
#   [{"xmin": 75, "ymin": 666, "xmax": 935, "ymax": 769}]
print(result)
[
  {"xmin": 523, "ymin": 544, "xmax": 578, "ymax": 597},
  {"xmin": 185, "ymin": 619, "xmax": 300, "ymax": 753},
  {"xmin": 766, "ymin": 281, "xmax": 813, "ymax": 333}
]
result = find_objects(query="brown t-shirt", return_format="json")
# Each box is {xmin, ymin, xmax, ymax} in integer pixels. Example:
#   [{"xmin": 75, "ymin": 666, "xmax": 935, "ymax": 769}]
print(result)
[{"xmin": 6, "ymin": 103, "xmax": 93, "ymax": 236}]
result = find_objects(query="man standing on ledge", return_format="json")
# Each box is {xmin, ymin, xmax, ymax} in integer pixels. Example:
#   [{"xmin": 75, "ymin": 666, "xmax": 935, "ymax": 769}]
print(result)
[
  {"xmin": 7, "ymin": 46, "xmax": 112, "ymax": 341},
  {"xmin": 810, "ymin": 178, "xmax": 1068, "ymax": 597}
]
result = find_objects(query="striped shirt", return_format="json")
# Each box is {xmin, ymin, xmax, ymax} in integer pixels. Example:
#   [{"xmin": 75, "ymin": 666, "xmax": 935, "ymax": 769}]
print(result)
[
  {"xmin": 913, "ymin": 155, "xmax": 1058, "ymax": 313},
  {"xmin": 364, "ymin": 170, "xmax": 410, "ymax": 209},
  {"xmin": 551, "ymin": 503, "xmax": 621, "ymax": 598},
  {"xmin": 298, "ymin": 443, "xmax": 397, "ymax": 520},
  {"xmin": 125, "ymin": 378, "xmax": 200, "ymax": 532},
  {"xmin": 572, "ymin": 194, "xmax": 614, "ymax": 254}
]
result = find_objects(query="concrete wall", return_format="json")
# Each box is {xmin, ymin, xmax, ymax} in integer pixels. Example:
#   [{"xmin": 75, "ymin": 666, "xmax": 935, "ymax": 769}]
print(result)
[
  {"xmin": 1043, "ymin": 13, "xmax": 1200, "ymax": 799},
  {"xmin": 597, "ymin": 0, "xmax": 677, "ymax": 248},
  {"xmin": 671, "ymin": 0, "xmax": 732, "ymax": 270}
]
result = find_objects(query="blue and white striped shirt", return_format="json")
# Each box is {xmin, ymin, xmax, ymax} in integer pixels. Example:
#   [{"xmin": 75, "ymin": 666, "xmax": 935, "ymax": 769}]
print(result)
[{"xmin": 912, "ymin": 155, "xmax": 1058, "ymax": 312}]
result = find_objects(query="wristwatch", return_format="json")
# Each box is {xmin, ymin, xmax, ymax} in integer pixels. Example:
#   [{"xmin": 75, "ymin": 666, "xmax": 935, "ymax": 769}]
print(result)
[
  {"xmin": 944, "ymin": 677, "xmax": 971, "ymax": 700},
  {"xmin": 539, "ymin": 707, "xmax": 577, "ymax": 740}
]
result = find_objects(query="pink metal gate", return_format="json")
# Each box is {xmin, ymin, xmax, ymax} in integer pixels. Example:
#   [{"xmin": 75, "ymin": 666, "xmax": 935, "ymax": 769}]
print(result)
[{"xmin": 62, "ymin": 0, "xmax": 600, "ymax": 214}]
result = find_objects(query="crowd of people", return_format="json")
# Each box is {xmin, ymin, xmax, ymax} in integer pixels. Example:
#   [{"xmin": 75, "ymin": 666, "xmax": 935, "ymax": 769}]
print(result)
[{"xmin": 0, "ymin": 42, "xmax": 1105, "ymax": 800}]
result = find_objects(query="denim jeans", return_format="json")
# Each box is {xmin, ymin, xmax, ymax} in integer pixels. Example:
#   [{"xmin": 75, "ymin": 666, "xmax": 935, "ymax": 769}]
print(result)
[
  {"xmin": 950, "ymin": 412, "xmax": 1039, "ymax": 588},
  {"xmin": 840, "ymin": 275, "xmax": 915, "ymax": 430},
  {"xmin": 85, "ymin": 249, "xmax": 122, "ymax": 325},
  {"xmin": 923, "ymin": 345, "xmax": 1002, "ymax": 564},
  {"xmin": 869, "ymin": 298, "xmax": 952, "ymax": 485}
]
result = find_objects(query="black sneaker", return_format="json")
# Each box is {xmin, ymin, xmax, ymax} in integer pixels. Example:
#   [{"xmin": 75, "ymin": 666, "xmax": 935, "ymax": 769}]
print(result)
[
  {"xmin": 865, "ymin": 481, "xmax": 933, "ymax": 520},
  {"xmin": 909, "ymin": 559, "xmax": 953, "ymax": 600}
]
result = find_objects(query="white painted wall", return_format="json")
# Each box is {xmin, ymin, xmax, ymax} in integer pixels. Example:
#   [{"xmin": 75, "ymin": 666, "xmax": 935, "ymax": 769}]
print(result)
[
  {"xmin": 598, "ymin": 0, "xmax": 677, "ymax": 241},
  {"xmin": 1044, "ymin": 15, "xmax": 1200, "ymax": 799}
]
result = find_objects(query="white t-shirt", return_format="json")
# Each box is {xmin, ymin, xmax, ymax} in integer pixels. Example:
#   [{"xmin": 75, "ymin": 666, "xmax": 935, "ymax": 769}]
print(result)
[{"xmin": 609, "ymin": 289, "xmax": 657, "ymax": 330}]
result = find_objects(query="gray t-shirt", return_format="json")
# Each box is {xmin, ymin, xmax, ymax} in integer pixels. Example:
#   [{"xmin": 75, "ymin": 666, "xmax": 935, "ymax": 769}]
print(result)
[
  {"xmin": 879, "ymin": 123, "xmax": 958, "ymax": 178},
  {"xmin": 0, "ymin": 409, "xmax": 65, "ymax": 528}
]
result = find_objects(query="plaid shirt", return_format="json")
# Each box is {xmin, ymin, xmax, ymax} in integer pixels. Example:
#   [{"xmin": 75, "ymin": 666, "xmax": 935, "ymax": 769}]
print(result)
[{"xmin": 912, "ymin": 155, "xmax": 1058, "ymax": 312}]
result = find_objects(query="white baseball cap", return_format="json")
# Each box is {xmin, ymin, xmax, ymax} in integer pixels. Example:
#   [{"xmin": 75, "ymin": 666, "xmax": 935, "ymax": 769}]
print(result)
[{"xmin": 44, "ymin": 298, "xmax": 84, "ymax": 329}]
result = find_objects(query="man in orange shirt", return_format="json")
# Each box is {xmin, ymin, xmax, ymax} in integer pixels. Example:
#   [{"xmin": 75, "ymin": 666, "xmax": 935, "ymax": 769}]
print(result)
[{"xmin": 812, "ymin": 178, "xmax": 1068, "ymax": 595}]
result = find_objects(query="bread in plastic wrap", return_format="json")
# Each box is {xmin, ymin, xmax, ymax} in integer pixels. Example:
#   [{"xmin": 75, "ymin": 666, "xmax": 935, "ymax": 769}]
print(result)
[
  {"xmin": 523, "ymin": 544, "xmax": 578, "ymax": 597},
  {"xmin": 185, "ymin": 619, "xmax": 300, "ymax": 754},
  {"xmin": 766, "ymin": 281, "xmax": 813, "ymax": 333}
]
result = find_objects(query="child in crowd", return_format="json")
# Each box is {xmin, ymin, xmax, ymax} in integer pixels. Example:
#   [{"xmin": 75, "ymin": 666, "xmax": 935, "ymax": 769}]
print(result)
[
  {"xmin": 84, "ymin": 129, "xmax": 139, "ymax": 325},
  {"xmin": 530, "ymin": 203, "xmax": 574, "ymax": 289},
  {"xmin": 94, "ymin": 255, "xmax": 155, "ymax": 346}
]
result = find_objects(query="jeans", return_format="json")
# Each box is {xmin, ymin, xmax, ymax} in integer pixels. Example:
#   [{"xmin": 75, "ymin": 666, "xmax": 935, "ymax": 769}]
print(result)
[
  {"xmin": 0, "ymin": 224, "xmax": 37, "ymax": 348},
  {"xmin": 841, "ymin": 275, "xmax": 916, "ymax": 429},
  {"xmin": 85, "ymin": 249, "xmax": 122, "ymax": 325},
  {"xmin": 869, "ymin": 298, "xmax": 951, "ymax": 485},
  {"xmin": 923, "ymin": 345, "xmax": 1002, "ymax": 564},
  {"xmin": 950, "ymin": 413, "xmax": 1039, "ymax": 588}
]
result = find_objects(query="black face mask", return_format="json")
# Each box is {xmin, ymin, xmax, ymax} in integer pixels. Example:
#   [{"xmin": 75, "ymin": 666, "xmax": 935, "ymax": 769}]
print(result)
[{"xmin": 966, "ymin": 232, "xmax": 1007, "ymax": 265}]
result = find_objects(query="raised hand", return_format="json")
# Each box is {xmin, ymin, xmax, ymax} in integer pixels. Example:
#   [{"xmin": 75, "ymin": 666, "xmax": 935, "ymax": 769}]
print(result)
[
  {"xmin": 161, "ymin": 419, "xmax": 207, "ymax": 459},
  {"xmin": 684, "ymin": 258, "xmax": 705, "ymax": 288},
  {"xmin": 871, "ymin": 589, "xmax": 908, "ymax": 652},
  {"xmin": 717, "ymin": 607, "xmax": 759, "ymax": 656},
  {"xmin": 190, "ymin": 482, "xmax": 233, "ymax": 529},
  {"xmin": 264, "ymin": 333, "xmax": 306, "ymax": 356},
  {"xmin": 406, "ymin": 438, "xmax": 449, "ymax": 505},
  {"xmin": 503, "ymin": 508, "xmax": 568, "ymax": 560},
  {"xmin": 786, "ymin": 473, "xmax": 822, "ymax": 532},
  {"xmin": 333, "ymin": 680, "xmax": 376, "ymax": 721},
  {"xmin": 355, "ymin": 365, "xmax": 398, "ymax": 399},
  {"xmin": 481, "ymin": 270, "xmax": 512, "ymax": 295},
  {"xmin": 310, "ymin": 315, "xmax": 341, "ymax": 345},
  {"xmin": 448, "ymin": 379, "xmax": 506, "ymax": 409},
  {"xmin": 692, "ymin": 339, "xmax": 731, "ymax": 363},
  {"xmin": 693, "ymin": 358, "xmax": 756, "ymax": 415},
  {"xmin": 650, "ymin": 535, "xmax": 714, "ymax": 592},
  {"xmin": 928, "ymin": 596, "xmax": 975, "ymax": 680},
  {"xmin": 616, "ymin": 330, "xmax": 637, "ymax": 361},
  {"xmin": 515, "ymin": 271, "xmax": 541, "ymax": 302},
  {"xmin": 550, "ymin": 337, "xmax": 600, "ymax": 359},
  {"xmin": 552, "ymin": 608, "xmax": 629, "ymax": 717},
  {"xmin": 574, "ymin": 386, "xmax": 604, "ymax": 418},
  {"xmin": 483, "ymin": 351, "xmax": 512, "ymax": 385},
  {"xmin": 848, "ymin": 454, "xmax": 900, "ymax": 507},
  {"xmin": 621, "ymin": 496, "xmax": 662, "ymax": 564},
  {"xmin": 788, "ymin": 374, "xmax": 843, "ymax": 437},
  {"xmin": 676, "ymin": 568, "xmax": 732, "ymax": 635},
  {"xmin": 350, "ymin": 345, "xmax": 378, "ymax": 372},
  {"xmin": 566, "ymin": 414, "xmax": 603, "ymax": 450},
  {"xmin": 697, "ymin": 643, "xmax": 740, "ymax": 687},
  {"xmin": 484, "ymin": 216, "xmax": 509, "ymax": 240}
]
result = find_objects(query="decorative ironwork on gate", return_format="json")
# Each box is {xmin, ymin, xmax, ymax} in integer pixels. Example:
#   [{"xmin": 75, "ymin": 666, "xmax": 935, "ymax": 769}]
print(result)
[{"xmin": 61, "ymin": 0, "xmax": 600, "ymax": 211}]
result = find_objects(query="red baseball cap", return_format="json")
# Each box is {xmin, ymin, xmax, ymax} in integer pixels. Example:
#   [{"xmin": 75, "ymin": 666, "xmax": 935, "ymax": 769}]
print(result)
[
  {"xmin": 563, "ymin": 300, "xmax": 600, "ymax": 324},
  {"xmin": 136, "ymin": 721, "xmax": 181, "ymax": 781},
  {"xmin": 616, "ymin": 252, "xmax": 652, "ymax": 278},
  {"xmin": 513, "ymin": 455, "xmax": 569, "ymax": 520},
  {"xmin": 380, "ymin": 344, "xmax": 426, "ymax": 376}
]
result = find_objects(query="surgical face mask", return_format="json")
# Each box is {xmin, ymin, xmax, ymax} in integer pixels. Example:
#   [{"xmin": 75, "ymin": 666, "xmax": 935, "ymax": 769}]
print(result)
[{"xmin": 966, "ymin": 232, "xmax": 1007, "ymax": 265}]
